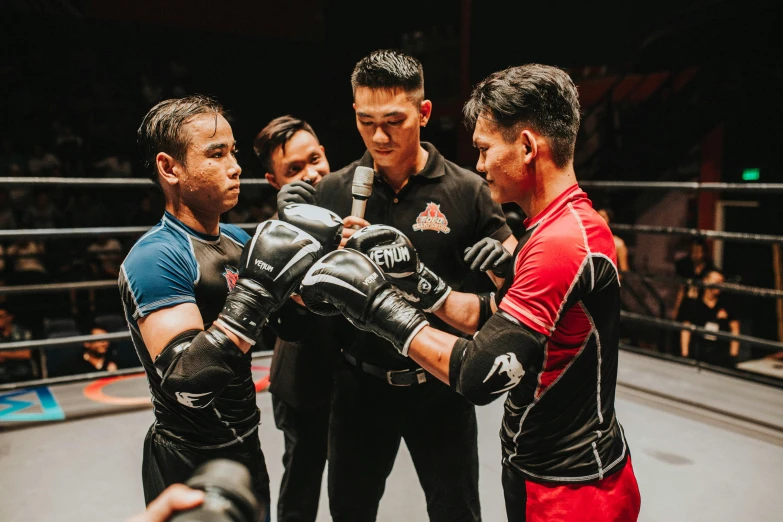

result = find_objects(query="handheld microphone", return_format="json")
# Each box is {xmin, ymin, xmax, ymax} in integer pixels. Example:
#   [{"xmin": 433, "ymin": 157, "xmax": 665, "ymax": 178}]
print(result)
[{"xmin": 350, "ymin": 166, "xmax": 374, "ymax": 229}]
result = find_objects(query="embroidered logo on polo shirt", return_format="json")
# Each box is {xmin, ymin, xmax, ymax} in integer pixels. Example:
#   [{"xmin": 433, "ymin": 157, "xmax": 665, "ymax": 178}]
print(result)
[
  {"xmin": 412, "ymin": 202, "xmax": 451, "ymax": 234},
  {"xmin": 223, "ymin": 266, "xmax": 239, "ymax": 291}
]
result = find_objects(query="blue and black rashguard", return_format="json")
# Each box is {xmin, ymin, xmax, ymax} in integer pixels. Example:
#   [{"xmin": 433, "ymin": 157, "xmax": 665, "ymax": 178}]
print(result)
[{"xmin": 119, "ymin": 211, "xmax": 260, "ymax": 448}]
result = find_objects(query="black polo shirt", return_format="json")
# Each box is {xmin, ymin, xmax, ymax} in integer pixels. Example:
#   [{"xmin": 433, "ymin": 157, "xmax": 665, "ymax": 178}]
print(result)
[{"xmin": 316, "ymin": 142, "xmax": 512, "ymax": 370}]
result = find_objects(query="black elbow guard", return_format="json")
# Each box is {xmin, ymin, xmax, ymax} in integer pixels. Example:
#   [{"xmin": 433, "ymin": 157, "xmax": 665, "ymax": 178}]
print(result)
[
  {"xmin": 154, "ymin": 327, "xmax": 246, "ymax": 409},
  {"xmin": 449, "ymin": 311, "xmax": 545, "ymax": 406}
]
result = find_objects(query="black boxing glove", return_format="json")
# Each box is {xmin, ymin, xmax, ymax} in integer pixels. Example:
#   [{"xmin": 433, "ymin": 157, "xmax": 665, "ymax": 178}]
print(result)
[
  {"xmin": 278, "ymin": 203, "xmax": 343, "ymax": 254},
  {"xmin": 464, "ymin": 237, "xmax": 512, "ymax": 277},
  {"xmin": 345, "ymin": 225, "xmax": 451, "ymax": 312},
  {"xmin": 215, "ymin": 220, "xmax": 322, "ymax": 345},
  {"xmin": 299, "ymin": 249, "xmax": 428, "ymax": 356},
  {"xmin": 277, "ymin": 180, "xmax": 316, "ymax": 215}
]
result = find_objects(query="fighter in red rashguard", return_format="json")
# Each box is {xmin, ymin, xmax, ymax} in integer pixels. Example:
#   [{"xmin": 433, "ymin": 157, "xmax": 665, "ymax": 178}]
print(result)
[{"xmin": 298, "ymin": 63, "xmax": 641, "ymax": 521}]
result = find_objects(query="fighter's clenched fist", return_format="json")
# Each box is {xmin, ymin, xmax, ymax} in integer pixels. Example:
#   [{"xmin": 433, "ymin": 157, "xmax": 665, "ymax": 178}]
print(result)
[
  {"xmin": 299, "ymin": 249, "xmax": 428, "ymax": 356},
  {"xmin": 345, "ymin": 225, "xmax": 451, "ymax": 312},
  {"xmin": 278, "ymin": 203, "xmax": 344, "ymax": 254},
  {"xmin": 216, "ymin": 220, "xmax": 322, "ymax": 344}
]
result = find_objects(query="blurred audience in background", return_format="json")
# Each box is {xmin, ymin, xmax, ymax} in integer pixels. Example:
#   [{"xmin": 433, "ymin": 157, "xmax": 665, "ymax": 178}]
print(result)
[
  {"xmin": 672, "ymin": 238, "xmax": 717, "ymax": 321},
  {"xmin": 0, "ymin": 305, "xmax": 35, "ymax": 384},
  {"xmin": 27, "ymin": 144, "xmax": 61, "ymax": 177},
  {"xmin": 679, "ymin": 269, "xmax": 741, "ymax": 367},
  {"xmin": 597, "ymin": 207, "xmax": 630, "ymax": 276},
  {"xmin": 60, "ymin": 323, "xmax": 118, "ymax": 375}
]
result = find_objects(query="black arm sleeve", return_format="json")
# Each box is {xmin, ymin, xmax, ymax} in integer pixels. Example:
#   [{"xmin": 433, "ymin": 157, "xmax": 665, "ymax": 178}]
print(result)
[
  {"xmin": 448, "ymin": 310, "xmax": 547, "ymax": 406},
  {"xmin": 154, "ymin": 326, "xmax": 246, "ymax": 409},
  {"xmin": 476, "ymin": 292, "xmax": 495, "ymax": 330},
  {"xmin": 266, "ymin": 298, "xmax": 319, "ymax": 342}
]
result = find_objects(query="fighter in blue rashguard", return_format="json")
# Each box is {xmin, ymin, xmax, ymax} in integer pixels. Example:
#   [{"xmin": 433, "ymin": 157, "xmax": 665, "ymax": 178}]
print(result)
[{"xmin": 120, "ymin": 95, "xmax": 331, "ymax": 518}]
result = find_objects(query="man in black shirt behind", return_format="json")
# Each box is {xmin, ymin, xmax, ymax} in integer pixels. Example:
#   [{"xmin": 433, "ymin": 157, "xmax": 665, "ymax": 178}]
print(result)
[
  {"xmin": 252, "ymin": 116, "xmax": 341, "ymax": 522},
  {"xmin": 311, "ymin": 49, "xmax": 516, "ymax": 522},
  {"xmin": 679, "ymin": 269, "xmax": 740, "ymax": 366}
]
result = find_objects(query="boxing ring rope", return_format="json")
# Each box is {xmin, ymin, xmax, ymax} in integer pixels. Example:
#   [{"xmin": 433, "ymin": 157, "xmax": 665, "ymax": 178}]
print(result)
[
  {"xmin": 0, "ymin": 224, "xmax": 257, "ymax": 240},
  {"xmin": 578, "ymin": 180, "xmax": 783, "ymax": 193},
  {"xmin": 619, "ymin": 271, "xmax": 783, "ymax": 299},
  {"xmin": 2, "ymin": 176, "xmax": 782, "ymax": 392},
  {"xmin": 3, "ymin": 272, "xmax": 780, "ymax": 299},
  {"xmin": 2, "ymin": 177, "xmax": 782, "ymax": 192},
  {"xmin": 2, "ymin": 224, "xmax": 781, "ymax": 244},
  {"xmin": 0, "ymin": 350, "xmax": 273, "ymax": 392},
  {"xmin": 0, "ymin": 313, "xmax": 780, "ymax": 392},
  {"xmin": 609, "ymin": 224, "xmax": 783, "ymax": 245},
  {"xmin": 0, "ymin": 177, "xmax": 271, "ymax": 187},
  {"xmin": 1, "ymin": 316, "xmax": 779, "ymax": 355},
  {"xmin": 0, "ymin": 280, "xmax": 118, "ymax": 296}
]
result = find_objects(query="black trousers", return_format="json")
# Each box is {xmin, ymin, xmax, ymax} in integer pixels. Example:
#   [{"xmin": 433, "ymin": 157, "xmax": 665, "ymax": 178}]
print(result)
[
  {"xmin": 142, "ymin": 425, "xmax": 271, "ymax": 522},
  {"xmin": 501, "ymin": 465, "xmax": 527, "ymax": 521},
  {"xmin": 328, "ymin": 358, "xmax": 481, "ymax": 522},
  {"xmin": 272, "ymin": 394, "xmax": 330, "ymax": 522}
]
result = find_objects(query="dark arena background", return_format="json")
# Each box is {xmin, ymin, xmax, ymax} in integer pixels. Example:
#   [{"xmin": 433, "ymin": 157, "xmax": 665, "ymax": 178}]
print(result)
[{"xmin": 0, "ymin": 1, "xmax": 781, "ymax": 521}]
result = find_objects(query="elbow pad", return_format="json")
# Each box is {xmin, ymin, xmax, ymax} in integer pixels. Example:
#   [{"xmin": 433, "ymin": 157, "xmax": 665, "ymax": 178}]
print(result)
[
  {"xmin": 449, "ymin": 311, "xmax": 546, "ymax": 406},
  {"xmin": 154, "ymin": 327, "xmax": 246, "ymax": 409}
]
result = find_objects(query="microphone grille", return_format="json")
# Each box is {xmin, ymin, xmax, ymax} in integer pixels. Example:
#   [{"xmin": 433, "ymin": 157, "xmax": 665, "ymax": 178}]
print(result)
[{"xmin": 352, "ymin": 166, "xmax": 374, "ymax": 198}]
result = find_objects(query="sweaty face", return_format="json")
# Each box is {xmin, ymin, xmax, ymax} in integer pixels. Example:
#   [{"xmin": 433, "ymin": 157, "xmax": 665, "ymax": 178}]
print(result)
[
  {"xmin": 354, "ymin": 87, "xmax": 427, "ymax": 171},
  {"xmin": 472, "ymin": 116, "xmax": 528, "ymax": 205},
  {"xmin": 178, "ymin": 113, "xmax": 241, "ymax": 215},
  {"xmin": 266, "ymin": 130, "xmax": 329, "ymax": 190}
]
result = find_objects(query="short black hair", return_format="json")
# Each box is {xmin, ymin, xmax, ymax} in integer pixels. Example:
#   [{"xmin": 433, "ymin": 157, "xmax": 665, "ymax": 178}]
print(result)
[
  {"xmin": 350, "ymin": 49, "xmax": 424, "ymax": 102},
  {"xmin": 253, "ymin": 115, "xmax": 318, "ymax": 175},
  {"xmin": 463, "ymin": 64, "xmax": 581, "ymax": 169},
  {"xmin": 137, "ymin": 95, "xmax": 224, "ymax": 183}
]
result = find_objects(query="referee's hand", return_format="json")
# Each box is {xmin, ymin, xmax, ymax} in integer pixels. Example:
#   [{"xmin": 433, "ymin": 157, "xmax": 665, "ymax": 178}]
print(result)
[
  {"xmin": 340, "ymin": 216, "xmax": 371, "ymax": 248},
  {"xmin": 464, "ymin": 237, "xmax": 512, "ymax": 277}
]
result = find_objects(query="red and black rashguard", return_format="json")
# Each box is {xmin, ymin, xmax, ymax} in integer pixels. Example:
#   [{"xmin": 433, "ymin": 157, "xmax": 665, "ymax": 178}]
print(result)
[{"xmin": 449, "ymin": 184, "xmax": 630, "ymax": 483}]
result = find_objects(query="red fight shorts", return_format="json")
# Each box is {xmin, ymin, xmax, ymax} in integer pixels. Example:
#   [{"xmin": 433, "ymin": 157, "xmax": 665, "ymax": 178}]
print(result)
[{"xmin": 502, "ymin": 457, "xmax": 641, "ymax": 522}]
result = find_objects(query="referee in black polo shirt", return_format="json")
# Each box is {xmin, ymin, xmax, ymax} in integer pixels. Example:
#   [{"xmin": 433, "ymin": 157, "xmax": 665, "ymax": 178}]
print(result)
[{"xmin": 313, "ymin": 50, "xmax": 516, "ymax": 522}]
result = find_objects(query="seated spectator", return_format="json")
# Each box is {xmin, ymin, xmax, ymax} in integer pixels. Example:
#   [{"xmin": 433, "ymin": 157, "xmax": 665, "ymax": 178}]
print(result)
[
  {"xmin": 679, "ymin": 269, "xmax": 741, "ymax": 366},
  {"xmin": 0, "ymin": 188, "xmax": 18, "ymax": 229},
  {"xmin": 86, "ymin": 234, "xmax": 123, "ymax": 279},
  {"xmin": 81, "ymin": 324, "xmax": 118, "ymax": 373},
  {"xmin": 54, "ymin": 125, "xmax": 84, "ymax": 177},
  {"xmin": 27, "ymin": 144, "xmax": 61, "ymax": 176},
  {"xmin": 5, "ymin": 239, "xmax": 48, "ymax": 280},
  {"xmin": 0, "ymin": 305, "xmax": 35, "ymax": 383},
  {"xmin": 0, "ymin": 138, "xmax": 26, "ymax": 175},
  {"xmin": 597, "ymin": 207, "xmax": 629, "ymax": 275},
  {"xmin": 23, "ymin": 190, "xmax": 62, "ymax": 229},
  {"xmin": 92, "ymin": 153, "xmax": 132, "ymax": 177},
  {"xmin": 128, "ymin": 194, "xmax": 161, "ymax": 226},
  {"xmin": 4, "ymin": 240, "xmax": 53, "ymax": 332},
  {"xmin": 67, "ymin": 191, "xmax": 112, "ymax": 228},
  {"xmin": 60, "ymin": 323, "xmax": 118, "ymax": 376},
  {"xmin": 672, "ymin": 238, "xmax": 716, "ymax": 320}
]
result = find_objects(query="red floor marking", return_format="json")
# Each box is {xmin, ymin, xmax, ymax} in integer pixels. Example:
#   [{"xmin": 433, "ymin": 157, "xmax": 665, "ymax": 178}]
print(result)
[
  {"xmin": 83, "ymin": 374, "xmax": 150, "ymax": 406},
  {"xmin": 253, "ymin": 365, "xmax": 270, "ymax": 392},
  {"xmin": 83, "ymin": 366, "xmax": 270, "ymax": 405}
]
